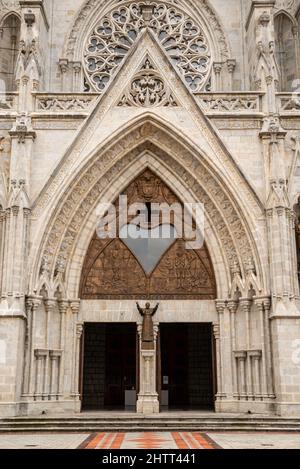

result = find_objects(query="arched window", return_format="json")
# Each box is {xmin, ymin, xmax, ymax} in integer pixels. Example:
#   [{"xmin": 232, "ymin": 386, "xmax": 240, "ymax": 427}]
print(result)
[
  {"xmin": 274, "ymin": 12, "xmax": 297, "ymax": 91},
  {"xmin": 0, "ymin": 14, "xmax": 21, "ymax": 92}
]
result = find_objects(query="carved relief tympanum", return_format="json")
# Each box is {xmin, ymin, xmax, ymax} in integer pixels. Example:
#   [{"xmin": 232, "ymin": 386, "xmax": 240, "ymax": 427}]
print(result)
[{"xmin": 80, "ymin": 170, "xmax": 216, "ymax": 299}]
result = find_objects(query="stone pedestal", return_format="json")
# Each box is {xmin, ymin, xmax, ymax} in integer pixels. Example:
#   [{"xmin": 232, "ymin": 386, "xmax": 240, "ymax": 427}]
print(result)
[{"xmin": 136, "ymin": 349, "xmax": 159, "ymax": 415}]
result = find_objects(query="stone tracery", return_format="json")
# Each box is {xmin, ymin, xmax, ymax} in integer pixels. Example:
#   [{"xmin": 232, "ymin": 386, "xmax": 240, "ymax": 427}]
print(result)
[{"xmin": 83, "ymin": 1, "xmax": 212, "ymax": 93}]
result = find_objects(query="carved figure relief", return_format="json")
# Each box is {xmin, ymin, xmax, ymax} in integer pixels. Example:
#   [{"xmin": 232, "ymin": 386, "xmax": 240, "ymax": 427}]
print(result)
[
  {"xmin": 84, "ymin": 1, "xmax": 212, "ymax": 94},
  {"xmin": 80, "ymin": 170, "xmax": 216, "ymax": 300}
]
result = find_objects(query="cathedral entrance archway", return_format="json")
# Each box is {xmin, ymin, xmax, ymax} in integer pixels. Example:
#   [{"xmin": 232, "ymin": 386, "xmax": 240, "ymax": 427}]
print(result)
[{"xmin": 79, "ymin": 169, "xmax": 217, "ymax": 413}]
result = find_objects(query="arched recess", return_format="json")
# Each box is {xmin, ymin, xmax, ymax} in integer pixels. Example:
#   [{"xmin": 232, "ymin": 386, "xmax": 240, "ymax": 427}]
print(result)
[
  {"xmin": 0, "ymin": 13, "xmax": 21, "ymax": 92},
  {"xmin": 80, "ymin": 169, "xmax": 217, "ymax": 300},
  {"xmin": 30, "ymin": 119, "xmax": 266, "ymax": 301},
  {"xmin": 62, "ymin": 0, "xmax": 230, "ymax": 92},
  {"xmin": 274, "ymin": 11, "xmax": 298, "ymax": 91}
]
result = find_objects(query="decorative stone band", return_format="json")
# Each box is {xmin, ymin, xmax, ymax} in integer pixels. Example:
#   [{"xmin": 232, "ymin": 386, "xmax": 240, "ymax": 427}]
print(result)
[
  {"xmin": 33, "ymin": 93, "xmax": 99, "ymax": 113},
  {"xmin": 276, "ymin": 93, "xmax": 300, "ymax": 113},
  {"xmin": 196, "ymin": 92, "xmax": 263, "ymax": 115}
]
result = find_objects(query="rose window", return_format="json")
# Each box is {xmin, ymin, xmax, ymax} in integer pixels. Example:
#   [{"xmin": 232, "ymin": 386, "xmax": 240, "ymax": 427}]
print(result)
[{"xmin": 83, "ymin": 1, "xmax": 212, "ymax": 93}]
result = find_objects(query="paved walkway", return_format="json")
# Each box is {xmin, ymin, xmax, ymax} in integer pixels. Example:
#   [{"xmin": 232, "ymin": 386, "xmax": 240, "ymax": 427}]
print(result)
[{"xmin": 0, "ymin": 432, "xmax": 300, "ymax": 449}]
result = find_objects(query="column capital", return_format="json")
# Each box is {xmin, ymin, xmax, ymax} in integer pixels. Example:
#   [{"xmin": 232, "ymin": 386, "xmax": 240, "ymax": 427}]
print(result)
[
  {"xmin": 76, "ymin": 323, "xmax": 83, "ymax": 338},
  {"xmin": 240, "ymin": 298, "xmax": 252, "ymax": 313},
  {"xmin": 213, "ymin": 322, "xmax": 220, "ymax": 339},
  {"xmin": 34, "ymin": 348, "xmax": 48, "ymax": 359},
  {"xmin": 59, "ymin": 58, "xmax": 69, "ymax": 73},
  {"xmin": 248, "ymin": 349, "xmax": 262, "ymax": 359},
  {"xmin": 70, "ymin": 299, "xmax": 80, "ymax": 315},
  {"xmin": 234, "ymin": 350, "xmax": 247, "ymax": 360},
  {"xmin": 44, "ymin": 298, "xmax": 57, "ymax": 313},
  {"xmin": 58, "ymin": 299, "xmax": 69, "ymax": 315},
  {"xmin": 227, "ymin": 59, "xmax": 236, "ymax": 74},
  {"xmin": 215, "ymin": 299, "xmax": 226, "ymax": 314},
  {"xmin": 49, "ymin": 350, "xmax": 62, "ymax": 360},
  {"xmin": 228, "ymin": 300, "xmax": 238, "ymax": 314},
  {"xmin": 213, "ymin": 61, "xmax": 223, "ymax": 74},
  {"xmin": 26, "ymin": 295, "xmax": 41, "ymax": 311}
]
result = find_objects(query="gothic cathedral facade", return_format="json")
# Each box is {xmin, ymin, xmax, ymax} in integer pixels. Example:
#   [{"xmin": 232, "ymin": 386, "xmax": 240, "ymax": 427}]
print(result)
[{"xmin": 0, "ymin": 0, "xmax": 300, "ymax": 418}]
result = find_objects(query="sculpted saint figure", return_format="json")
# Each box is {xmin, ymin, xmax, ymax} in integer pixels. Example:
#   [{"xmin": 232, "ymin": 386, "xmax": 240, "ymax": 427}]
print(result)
[{"xmin": 136, "ymin": 302, "xmax": 159, "ymax": 350}]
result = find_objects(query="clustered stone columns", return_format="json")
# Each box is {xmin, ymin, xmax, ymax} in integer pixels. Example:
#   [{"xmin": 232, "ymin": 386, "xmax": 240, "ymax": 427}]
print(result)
[
  {"xmin": 214, "ymin": 296, "xmax": 274, "ymax": 413},
  {"xmin": 20, "ymin": 296, "xmax": 82, "ymax": 412},
  {"xmin": 136, "ymin": 323, "xmax": 159, "ymax": 415}
]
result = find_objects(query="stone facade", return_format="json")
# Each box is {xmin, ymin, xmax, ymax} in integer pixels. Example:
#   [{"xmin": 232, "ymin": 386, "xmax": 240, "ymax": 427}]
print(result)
[{"xmin": 0, "ymin": 0, "xmax": 300, "ymax": 417}]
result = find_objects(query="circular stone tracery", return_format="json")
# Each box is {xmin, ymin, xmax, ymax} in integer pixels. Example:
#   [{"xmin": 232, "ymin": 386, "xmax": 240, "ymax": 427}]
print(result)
[{"xmin": 83, "ymin": 1, "xmax": 212, "ymax": 93}]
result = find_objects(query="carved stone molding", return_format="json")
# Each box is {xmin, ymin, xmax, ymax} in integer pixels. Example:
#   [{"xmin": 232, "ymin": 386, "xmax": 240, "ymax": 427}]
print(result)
[
  {"xmin": 197, "ymin": 93, "xmax": 262, "ymax": 113},
  {"xmin": 118, "ymin": 57, "xmax": 178, "ymax": 107},
  {"xmin": 34, "ymin": 94, "xmax": 98, "ymax": 113},
  {"xmin": 34, "ymin": 123, "xmax": 258, "ymax": 294}
]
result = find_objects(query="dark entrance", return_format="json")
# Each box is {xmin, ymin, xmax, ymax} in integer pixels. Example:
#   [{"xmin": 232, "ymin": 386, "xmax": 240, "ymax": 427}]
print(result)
[
  {"xmin": 82, "ymin": 323, "xmax": 137, "ymax": 410},
  {"xmin": 160, "ymin": 323, "xmax": 214, "ymax": 410}
]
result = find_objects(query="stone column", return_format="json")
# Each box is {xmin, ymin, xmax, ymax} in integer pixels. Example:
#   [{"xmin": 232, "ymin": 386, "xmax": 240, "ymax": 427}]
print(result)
[
  {"xmin": 22, "ymin": 296, "xmax": 41, "ymax": 398},
  {"xmin": 215, "ymin": 301, "xmax": 227, "ymax": 401},
  {"xmin": 73, "ymin": 323, "xmax": 83, "ymax": 401},
  {"xmin": 255, "ymin": 297, "xmax": 269, "ymax": 398},
  {"xmin": 213, "ymin": 322, "xmax": 223, "ymax": 406},
  {"xmin": 58, "ymin": 299, "xmax": 68, "ymax": 397},
  {"xmin": 49, "ymin": 350, "xmax": 62, "ymax": 400},
  {"xmin": 228, "ymin": 300, "xmax": 239, "ymax": 398},
  {"xmin": 234, "ymin": 351, "xmax": 247, "ymax": 400},
  {"xmin": 213, "ymin": 62, "xmax": 223, "ymax": 91},
  {"xmin": 240, "ymin": 298, "xmax": 253, "ymax": 399},
  {"xmin": 248, "ymin": 350, "xmax": 262, "ymax": 399},
  {"xmin": 59, "ymin": 59, "xmax": 69, "ymax": 92},
  {"xmin": 262, "ymin": 298, "xmax": 275, "ymax": 398},
  {"xmin": 70, "ymin": 300, "xmax": 81, "ymax": 400},
  {"xmin": 72, "ymin": 62, "xmax": 82, "ymax": 92},
  {"xmin": 34, "ymin": 349, "xmax": 48, "ymax": 400},
  {"xmin": 43, "ymin": 298, "xmax": 56, "ymax": 399},
  {"xmin": 136, "ymin": 323, "xmax": 159, "ymax": 415},
  {"xmin": 227, "ymin": 59, "xmax": 236, "ymax": 90}
]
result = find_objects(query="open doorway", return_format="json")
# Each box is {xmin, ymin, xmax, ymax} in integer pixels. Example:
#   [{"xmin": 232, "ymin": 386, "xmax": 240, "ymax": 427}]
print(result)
[
  {"xmin": 160, "ymin": 323, "xmax": 215, "ymax": 410},
  {"xmin": 82, "ymin": 323, "xmax": 137, "ymax": 410}
]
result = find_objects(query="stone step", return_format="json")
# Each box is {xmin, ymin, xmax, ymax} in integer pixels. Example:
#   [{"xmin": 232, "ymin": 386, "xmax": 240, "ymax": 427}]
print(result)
[
  {"xmin": 1, "ymin": 419, "xmax": 300, "ymax": 424},
  {"xmin": 0, "ymin": 425, "xmax": 300, "ymax": 433},
  {"xmin": 0, "ymin": 417, "xmax": 300, "ymax": 432}
]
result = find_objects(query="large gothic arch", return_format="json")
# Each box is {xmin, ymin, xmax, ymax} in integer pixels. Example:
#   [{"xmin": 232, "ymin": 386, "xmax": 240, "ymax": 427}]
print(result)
[{"xmin": 30, "ymin": 117, "xmax": 266, "ymax": 301}]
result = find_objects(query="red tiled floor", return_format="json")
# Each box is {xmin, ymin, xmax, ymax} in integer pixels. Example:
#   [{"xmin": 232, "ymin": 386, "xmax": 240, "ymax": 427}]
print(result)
[{"xmin": 82, "ymin": 432, "xmax": 219, "ymax": 449}]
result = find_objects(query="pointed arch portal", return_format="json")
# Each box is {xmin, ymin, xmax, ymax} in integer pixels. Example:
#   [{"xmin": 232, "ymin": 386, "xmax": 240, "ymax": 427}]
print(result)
[{"xmin": 80, "ymin": 169, "xmax": 217, "ymax": 300}]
